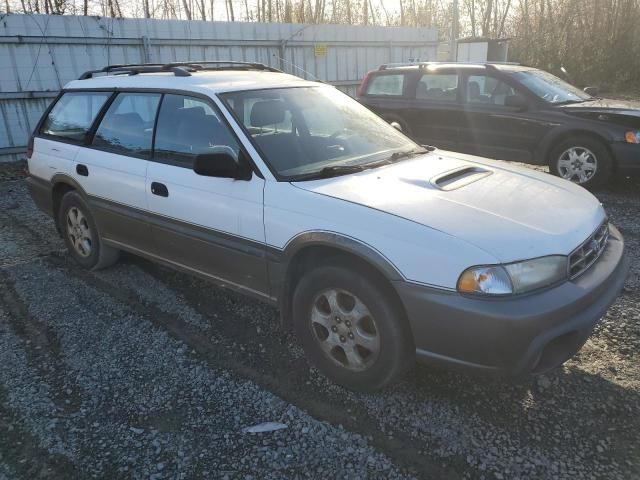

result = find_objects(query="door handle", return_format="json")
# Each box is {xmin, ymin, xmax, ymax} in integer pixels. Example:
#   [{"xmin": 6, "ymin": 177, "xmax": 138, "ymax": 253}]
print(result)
[
  {"xmin": 76, "ymin": 164, "xmax": 89, "ymax": 176},
  {"xmin": 151, "ymin": 182, "xmax": 169, "ymax": 197}
]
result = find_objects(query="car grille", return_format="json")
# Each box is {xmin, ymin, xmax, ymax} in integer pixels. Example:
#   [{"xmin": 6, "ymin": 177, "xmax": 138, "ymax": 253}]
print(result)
[{"xmin": 568, "ymin": 221, "xmax": 609, "ymax": 279}]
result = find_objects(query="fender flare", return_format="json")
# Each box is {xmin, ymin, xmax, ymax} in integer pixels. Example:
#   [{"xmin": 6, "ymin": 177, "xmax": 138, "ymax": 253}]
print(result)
[{"xmin": 279, "ymin": 230, "xmax": 404, "ymax": 282}]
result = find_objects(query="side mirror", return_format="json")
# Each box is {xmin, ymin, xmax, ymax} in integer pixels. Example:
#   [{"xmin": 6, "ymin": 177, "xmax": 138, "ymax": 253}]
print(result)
[
  {"xmin": 193, "ymin": 148, "xmax": 251, "ymax": 180},
  {"xmin": 583, "ymin": 86, "xmax": 599, "ymax": 97},
  {"xmin": 504, "ymin": 95, "xmax": 528, "ymax": 111}
]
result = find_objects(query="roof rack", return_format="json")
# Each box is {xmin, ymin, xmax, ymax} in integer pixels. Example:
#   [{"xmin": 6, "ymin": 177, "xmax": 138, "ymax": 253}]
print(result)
[
  {"xmin": 378, "ymin": 61, "xmax": 520, "ymax": 70},
  {"xmin": 79, "ymin": 61, "xmax": 282, "ymax": 80}
]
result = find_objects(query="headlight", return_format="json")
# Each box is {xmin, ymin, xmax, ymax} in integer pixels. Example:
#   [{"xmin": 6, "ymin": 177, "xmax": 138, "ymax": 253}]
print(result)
[
  {"xmin": 625, "ymin": 131, "xmax": 640, "ymax": 144},
  {"xmin": 458, "ymin": 256, "xmax": 567, "ymax": 295}
]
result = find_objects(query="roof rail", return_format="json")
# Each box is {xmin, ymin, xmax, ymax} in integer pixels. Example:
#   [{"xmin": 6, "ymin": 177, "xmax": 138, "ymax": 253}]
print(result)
[
  {"xmin": 79, "ymin": 61, "xmax": 282, "ymax": 80},
  {"xmin": 379, "ymin": 61, "xmax": 520, "ymax": 70}
]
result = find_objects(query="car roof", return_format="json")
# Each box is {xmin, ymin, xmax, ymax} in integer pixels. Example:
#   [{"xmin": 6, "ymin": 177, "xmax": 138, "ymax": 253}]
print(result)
[{"xmin": 64, "ymin": 70, "xmax": 319, "ymax": 94}]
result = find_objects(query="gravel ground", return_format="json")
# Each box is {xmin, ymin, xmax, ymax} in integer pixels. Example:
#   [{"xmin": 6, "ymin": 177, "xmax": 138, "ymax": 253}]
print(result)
[{"xmin": 0, "ymin": 161, "xmax": 639, "ymax": 479}]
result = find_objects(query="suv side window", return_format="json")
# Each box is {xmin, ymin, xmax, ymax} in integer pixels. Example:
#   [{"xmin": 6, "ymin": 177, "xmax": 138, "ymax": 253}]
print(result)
[
  {"xmin": 466, "ymin": 75, "xmax": 516, "ymax": 106},
  {"xmin": 366, "ymin": 74, "xmax": 405, "ymax": 96},
  {"xmin": 92, "ymin": 92, "xmax": 161, "ymax": 158},
  {"xmin": 154, "ymin": 94, "xmax": 241, "ymax": 167},
  {"xmin": 40, "ymin": 92, "xmax": 111, "ymax": 143},
  {"xmin": 417, "ymin": 73, "xmax": 459, "ymax": 102}
]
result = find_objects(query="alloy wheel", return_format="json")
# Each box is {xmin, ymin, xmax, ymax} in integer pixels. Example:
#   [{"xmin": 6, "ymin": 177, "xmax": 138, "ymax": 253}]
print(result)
[
  {"xmin": 557, "ymin": 146, "xmax": 598, "ymax": 184},
  {"xmin": 66, "ymin": 206, "xmax": 92, "ymax": 257},
  {"xmin": 310, "ymin": 288, "xmax": 380, "ymax": 372}
]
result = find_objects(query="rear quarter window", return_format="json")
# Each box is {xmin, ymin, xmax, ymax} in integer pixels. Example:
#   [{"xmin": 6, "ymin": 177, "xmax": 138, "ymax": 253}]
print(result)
[
  {"xmin": 40, "ymin": 92, "xmax": 111, "ymax": 143},
  {"xmin": 365, "ymin": 74, "xmax": 406, "ymax": 96}
]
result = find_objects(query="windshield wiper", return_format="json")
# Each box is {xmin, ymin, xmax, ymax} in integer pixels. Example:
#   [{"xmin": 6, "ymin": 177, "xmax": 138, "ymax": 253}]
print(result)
[
  {"xmin": 290, "ymin": 164, "xmax": 367, "ymax": 181},
  {"xmin": 290, "ymin": 147, "xmax": 431, "ymax": 181},
  {"xmin": 387, "ymin": 147, "xmax": 430, "ymax": 161}
]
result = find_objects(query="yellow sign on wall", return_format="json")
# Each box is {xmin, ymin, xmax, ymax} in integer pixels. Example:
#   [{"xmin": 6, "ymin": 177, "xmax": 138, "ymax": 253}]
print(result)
[{"xmin": 314, "ymin": 44, "xmax": 328, "ymax": 57}]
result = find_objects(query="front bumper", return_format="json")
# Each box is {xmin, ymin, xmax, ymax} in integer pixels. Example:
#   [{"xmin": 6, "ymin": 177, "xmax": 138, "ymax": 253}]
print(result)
[
  {"xmin": 611, "ymin": 142, "xmax": 640, "ymax": 173},
  {"xmin": 394, "ymin": 224, "xmax": 629, "ymax": 374}
]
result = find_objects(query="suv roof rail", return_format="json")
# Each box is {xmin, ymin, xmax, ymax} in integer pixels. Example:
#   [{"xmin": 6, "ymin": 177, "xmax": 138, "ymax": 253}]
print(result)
[
  {"xmin": 79, "ymin": 61, "xmax": 282, "ymax": 80},
  {"xmin": 378, "ymin": 61, "xmax": 520, "ymax": 70}
]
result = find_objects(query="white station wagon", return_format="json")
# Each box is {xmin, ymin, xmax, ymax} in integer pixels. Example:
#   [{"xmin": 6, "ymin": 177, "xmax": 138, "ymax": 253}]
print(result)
[{"xmin": 26, "ymin": 62, "xmax": 629, "ymax": 390}]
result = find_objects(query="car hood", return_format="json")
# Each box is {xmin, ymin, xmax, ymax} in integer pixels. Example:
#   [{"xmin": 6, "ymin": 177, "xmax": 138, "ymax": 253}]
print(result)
[
  {"xmin": 559, "ymin": 98, "xmax": 640, "ymax": 117},
  {"xmin": 292, "ymin": 152, "xmax": 606, "ymax": 263}
]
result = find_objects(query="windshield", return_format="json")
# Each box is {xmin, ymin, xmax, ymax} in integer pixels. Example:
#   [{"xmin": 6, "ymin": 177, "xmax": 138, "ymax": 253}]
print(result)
[
  {"xmin": 220, "ymin": 86, "xmax": 420, "ymax": 180},
  {"xmin": 510, "ymin": 70, "xmax": 592, "ymax": 104}
]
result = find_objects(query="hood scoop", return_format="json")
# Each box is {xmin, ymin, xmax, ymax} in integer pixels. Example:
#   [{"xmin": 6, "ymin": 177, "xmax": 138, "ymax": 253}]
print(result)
[{"xmin": 430, "ymin": 166, "xmax": 493, "ymax": 191}]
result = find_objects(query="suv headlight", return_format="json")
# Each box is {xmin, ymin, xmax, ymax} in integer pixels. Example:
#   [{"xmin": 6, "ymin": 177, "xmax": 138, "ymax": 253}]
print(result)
[{"xmin": 457, "ymin": 255, "xmax": 567, "ymax": 295}]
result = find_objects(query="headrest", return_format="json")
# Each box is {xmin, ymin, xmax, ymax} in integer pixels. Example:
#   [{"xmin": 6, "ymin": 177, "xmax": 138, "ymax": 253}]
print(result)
[{"xmin": 250, "ymin": 100, "xmax": 286, "ymax": 127}]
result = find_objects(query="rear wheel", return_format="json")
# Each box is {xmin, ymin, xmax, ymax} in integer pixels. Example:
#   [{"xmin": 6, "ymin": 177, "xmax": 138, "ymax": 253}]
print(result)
[
  {"xmin": 293, "ymin": 264, "xmax": 413, "ymax": 391},
  {"xmin": 59, "ymin": 191, "xmax": 119, "ymax": 270},
  {"xmin": 549, "ymin": 136, "xmax": 612, "ymax": 188}
]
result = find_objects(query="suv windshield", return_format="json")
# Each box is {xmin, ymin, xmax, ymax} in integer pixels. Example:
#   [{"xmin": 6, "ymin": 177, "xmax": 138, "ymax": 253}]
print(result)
[
  {"xmin": 510, "ymin": 69, "xmax": 592, "ymax": 104},
  {"xmin": 221, "ymin": 86, "xmax": 422, "ymax": 180}
]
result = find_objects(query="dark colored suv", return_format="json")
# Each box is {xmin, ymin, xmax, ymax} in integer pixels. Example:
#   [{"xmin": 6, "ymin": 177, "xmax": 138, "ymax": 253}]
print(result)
[{"xmin": 357, "ymin": 62, "xmax": 640, "ymax": 188}]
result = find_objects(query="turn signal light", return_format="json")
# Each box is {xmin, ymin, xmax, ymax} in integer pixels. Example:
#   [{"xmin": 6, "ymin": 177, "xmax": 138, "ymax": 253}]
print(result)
[{"xmin": 625, "ymin": 131, "xmax": 640, "ymax": 144}]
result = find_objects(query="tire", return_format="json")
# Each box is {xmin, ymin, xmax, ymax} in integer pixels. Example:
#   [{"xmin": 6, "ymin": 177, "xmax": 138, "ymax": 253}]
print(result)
[
  {"xmin": 58, "ymin": 191, "xmax": 119, "ymax": 270},
  {"xmin": 548, "ymin": 136, "xmax": 612, "ymax": 188},
  {"xmin": 292, "ymin": 264, "xmax": 414, "ymax": 391}
]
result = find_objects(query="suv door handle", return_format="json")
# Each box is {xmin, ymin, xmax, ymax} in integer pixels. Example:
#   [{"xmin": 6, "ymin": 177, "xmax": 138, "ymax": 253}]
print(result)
[
  {"xmin": 151, "ymin": 182, "xmax": 169, "ymax": 197},
  {"xmin": 76, "ymin": 164, "xmax": 89, "ymax": 176}
]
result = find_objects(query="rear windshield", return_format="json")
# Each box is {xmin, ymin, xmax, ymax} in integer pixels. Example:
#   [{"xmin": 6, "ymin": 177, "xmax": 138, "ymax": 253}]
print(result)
[{"xmin": 41, "ymin": 92, "xmax": 111, "ymax": 143}]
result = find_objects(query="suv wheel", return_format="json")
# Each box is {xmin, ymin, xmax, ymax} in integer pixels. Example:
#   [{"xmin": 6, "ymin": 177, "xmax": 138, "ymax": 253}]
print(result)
[
  {"xmin": 549, "ymin": 136, "xmax": 612, "ymax": 188},
  {"xmin": 59, "ymin": 191, "xmax": 119, "ymax": 270},
  {"xmin": 293, "ymin": 264, "xmax": 413, "ymax": 391}
]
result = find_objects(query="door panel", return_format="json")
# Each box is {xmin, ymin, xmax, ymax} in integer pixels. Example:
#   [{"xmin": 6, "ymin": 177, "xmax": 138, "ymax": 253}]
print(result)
[
  {"xmin": 403, "ymin": 71, "xmax": 462, "ymax": 149},
  {"xmin": 74, "ymin": 148, "xmax": 152, "ymax": 250},
  {"xmin": 146, "ymin": 162, "xmax": 267, "ymax": 293}
]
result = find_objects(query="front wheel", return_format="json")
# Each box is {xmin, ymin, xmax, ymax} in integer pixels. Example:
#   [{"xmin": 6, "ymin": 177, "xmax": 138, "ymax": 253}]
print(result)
[
  {"xmin": 549, "ymin": 136, "xmax": 612, "ymax": 188},
  {"xmin": 293, "ymin": 264, "xmax": 413, "ymax": 391}
]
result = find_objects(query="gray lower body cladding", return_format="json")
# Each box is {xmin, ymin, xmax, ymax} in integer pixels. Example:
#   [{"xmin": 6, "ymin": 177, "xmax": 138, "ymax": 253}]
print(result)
[{"xmin": 396, "ymin": 224, "xmax": 629, "ymax": 374}]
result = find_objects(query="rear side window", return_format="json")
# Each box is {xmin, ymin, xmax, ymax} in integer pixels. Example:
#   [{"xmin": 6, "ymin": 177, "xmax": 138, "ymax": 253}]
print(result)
[
  {"xmin": 92, "ymin": 93, "xmax": 161, "ymax": 159},
  {"xmin": 154, "ymin": 94, "xmax": 241, "ymax": 167},
  {"xmin": 365, "ymin": 74, "xmax": 405, "ymax": 96},
  {"xmin": 417, "ymin": 73, "xmax": 459, "ymax": 102},
  {"xmin": 41, "ymin": 92, "xmax": 111, "ymax": 143}
]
